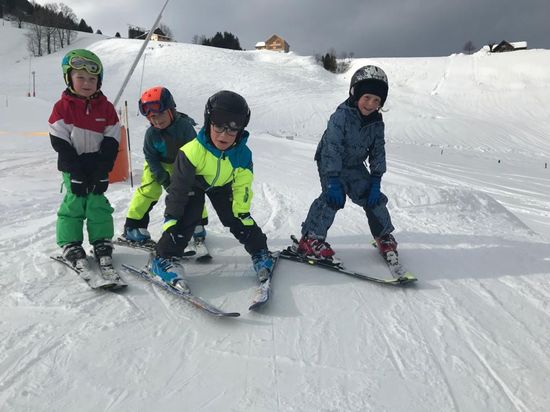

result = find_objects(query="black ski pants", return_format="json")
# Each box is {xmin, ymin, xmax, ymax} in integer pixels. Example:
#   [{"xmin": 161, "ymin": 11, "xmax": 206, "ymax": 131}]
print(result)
[{"xmin": 156, "ymin": 183, "xmax": 267, "ymax": 258}]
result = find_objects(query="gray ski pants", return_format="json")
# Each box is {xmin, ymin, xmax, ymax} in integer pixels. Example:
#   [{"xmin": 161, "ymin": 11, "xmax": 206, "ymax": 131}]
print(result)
[{"xmin": 301, "ymin": 164, "xmax": 394, "ymax": 239}]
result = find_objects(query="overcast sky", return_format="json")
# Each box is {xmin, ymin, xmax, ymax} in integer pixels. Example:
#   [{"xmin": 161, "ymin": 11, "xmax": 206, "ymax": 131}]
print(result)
[{"xmin": 35, "ymin": 0, "xmax": 549, "ymax": 57}]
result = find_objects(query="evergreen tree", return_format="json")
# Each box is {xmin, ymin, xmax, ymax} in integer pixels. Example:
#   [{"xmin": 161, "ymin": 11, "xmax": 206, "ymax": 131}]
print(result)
[
  {"xmin": 201, "ymin": 31, "xmax": 242, "ymax": 50},
  {"xmin": 322, "ymin": 52, "xmax": 337, "ymax": 73},
  {"xmin": 77, "ymin": 18, "xmax": 92, "ymax": 33}
]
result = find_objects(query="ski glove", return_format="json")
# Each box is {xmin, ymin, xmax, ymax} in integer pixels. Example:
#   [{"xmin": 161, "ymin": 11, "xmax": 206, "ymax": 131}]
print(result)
[
  {"xmin": 325, "ymin": 177, "xmax": 345, "ymax": 209},
  {"xmin": 156, "ymin": 171, "xmax": 171, "ymax": 191},
  {"xmin": 161, "ymin": 176, "xmax": 171, "ymax": 192},
  {"xmin": 69, "ymin": 173, "xmax": 88, "ymax": 197},
  {"xmin": 89, "ymin": 171, "xmax": 109, "ymax": 195},
  {"xmin": 157, "ymin": 217, "xmax": 185, "ymax": 257},
  {"xmin": 367, "ymin": 175, "xmax": 382, "ymax": 208}
]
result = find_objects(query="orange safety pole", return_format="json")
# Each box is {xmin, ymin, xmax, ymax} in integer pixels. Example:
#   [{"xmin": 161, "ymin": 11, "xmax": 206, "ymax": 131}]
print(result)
[{"xmin": 109, "ymin": 125, "xmax": 129, "ymax": 183}]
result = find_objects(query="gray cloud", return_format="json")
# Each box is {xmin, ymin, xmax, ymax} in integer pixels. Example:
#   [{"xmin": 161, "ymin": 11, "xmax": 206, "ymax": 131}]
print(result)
[{"xmin": 35, "ymin": 0, "xmax": 549, "ymax": 57}]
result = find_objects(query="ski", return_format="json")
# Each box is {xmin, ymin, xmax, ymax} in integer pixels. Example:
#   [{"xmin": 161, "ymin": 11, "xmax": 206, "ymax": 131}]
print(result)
[
  {"xmin": 50, "ymin": 255, "xmax": 119, "ymax": 289},
  {"xmin": 121, "ymin": 263, "xmax": 240, "ymax": 318},
  {"xmin": 249, "ymin": 252, "xmax": 280, "ymax": 311},
  {"xmin": 97, "ymin": 261, "xmax": 128, "ymax": 289},
  {"xmin": 114, "ymin": 237, "xmax": 157, "ymax": 253},
  {"xmin": 280, "ymin": 237, "xmax": 417, "ymax": 285},
  {"xmin": 115, "ymin": 237, "xmax": 212, "ymax": 261}
]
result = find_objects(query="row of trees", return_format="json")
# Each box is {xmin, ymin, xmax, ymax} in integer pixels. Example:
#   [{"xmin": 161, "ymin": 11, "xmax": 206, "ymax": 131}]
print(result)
[
  {"xmin": 192, "ymin": 31, "xmax": 242, "ymax": 51},
  {"xmin": 1, "ymin": 0, "xmax": 98, "ymax": 56},
  {"xmin": 25, "ymin": 2, "xmax": 93, "ymax": 56}
]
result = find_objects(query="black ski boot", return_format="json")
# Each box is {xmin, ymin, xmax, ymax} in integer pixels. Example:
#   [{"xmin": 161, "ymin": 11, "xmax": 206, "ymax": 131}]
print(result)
[{"xmin": 62, "ymin": 242, "xmax": 87, "ymax": 269}]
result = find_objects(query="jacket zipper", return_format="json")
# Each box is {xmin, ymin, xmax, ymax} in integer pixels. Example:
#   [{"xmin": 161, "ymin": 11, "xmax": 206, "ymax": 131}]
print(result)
[{"xmin": 205, "ymin": 151, "xmax": 224, "ymax": 192}]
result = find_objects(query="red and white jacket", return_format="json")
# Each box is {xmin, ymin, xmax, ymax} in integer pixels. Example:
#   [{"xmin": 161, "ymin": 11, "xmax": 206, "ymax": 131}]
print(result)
[{"xmin": 49, "ymin": 90, "xmax": 120, "ymax": 177}]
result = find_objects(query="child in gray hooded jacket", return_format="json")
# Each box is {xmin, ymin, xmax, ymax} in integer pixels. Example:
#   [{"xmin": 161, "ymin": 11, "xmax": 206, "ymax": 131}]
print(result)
[{"xmin": 296, "ymin": 65, "xmax": 398, "ymax": 261}]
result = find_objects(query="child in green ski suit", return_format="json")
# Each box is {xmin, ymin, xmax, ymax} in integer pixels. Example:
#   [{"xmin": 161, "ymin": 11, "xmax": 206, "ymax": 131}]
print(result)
[{"xmin": 49, "ymin": 49, "xmax": 120, "ymax": 267}]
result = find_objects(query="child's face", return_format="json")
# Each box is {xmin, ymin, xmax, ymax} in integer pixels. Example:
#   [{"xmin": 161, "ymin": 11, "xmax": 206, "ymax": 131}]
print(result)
[
  {"xmin": 70, "ymin": 69, "xmax": 98, "ymax": 97},
  {"xmin": 147, "ymin": 110, "xmax": 172, "ymax": 129},
  {"xmin": 210, "ymin": 124, "xmax": 239, "ymax": 151},
  {"xmin": 357, "ymin": 93, "xmax": 381, "ymax": 116}
]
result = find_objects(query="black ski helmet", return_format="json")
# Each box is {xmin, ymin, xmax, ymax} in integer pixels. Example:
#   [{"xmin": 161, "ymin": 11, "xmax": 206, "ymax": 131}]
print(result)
[
  {"xmin": 204, "ymin": 90, "xmax": 251, "ymax": 135},
  {"xmin": 349, "ymin": 65, "xmax": 389, "ymax": 106}
]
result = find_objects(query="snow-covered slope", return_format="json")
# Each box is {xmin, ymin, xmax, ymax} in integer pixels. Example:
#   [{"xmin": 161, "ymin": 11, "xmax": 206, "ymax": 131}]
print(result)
[{"xmin": 1, "ymin": 20, "xmax": 550, "ymax": 412}]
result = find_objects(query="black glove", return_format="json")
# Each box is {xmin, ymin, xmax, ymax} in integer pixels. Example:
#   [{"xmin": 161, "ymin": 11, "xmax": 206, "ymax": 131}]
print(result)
[
  {"xmin": 69, "ymin": 172, "xmax": 88, "ymax": 197},
  {"xmin": 89, "ymin": 171, "xmax": 109, "ymax": 194},
  {"xmin": 161, "ymin": 175, "xmax": 171, "ymax": 191},
  {"xmin": 157, "ymin": 172, "xmax": 171, "ymax": 191},
  {"xmin": 156, "ymin": 218, "xmax": 185, "ymax": 257}
]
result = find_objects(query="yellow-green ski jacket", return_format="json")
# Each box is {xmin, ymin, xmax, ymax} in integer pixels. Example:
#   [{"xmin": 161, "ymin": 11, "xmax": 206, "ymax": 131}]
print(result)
[{"xmin": 164, "ymin": 127, "xmax": 254, "ymax": 221}]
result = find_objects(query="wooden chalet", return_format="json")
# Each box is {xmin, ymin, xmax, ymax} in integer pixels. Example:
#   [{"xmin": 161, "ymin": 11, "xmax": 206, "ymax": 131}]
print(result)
[
  {"xmin": 257, "ymin": 34, "xmax": 290, "ymax": 53},
  {"xmin": 490, "ymin": 40, "xmax": 527, "ymax": 53}
]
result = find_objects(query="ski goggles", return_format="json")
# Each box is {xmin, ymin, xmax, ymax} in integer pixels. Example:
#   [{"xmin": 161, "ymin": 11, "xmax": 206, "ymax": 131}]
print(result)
[
  {"xmin": 138, "ymin": 100, "xmax": 167, "ymax": 116},
  {"xmin": 68, "ymin": 56, "xmax": 101, "ymax": 75},
  {"xmin": 212, "ymin": 123, "xmax": 241, "ymax": 137}
]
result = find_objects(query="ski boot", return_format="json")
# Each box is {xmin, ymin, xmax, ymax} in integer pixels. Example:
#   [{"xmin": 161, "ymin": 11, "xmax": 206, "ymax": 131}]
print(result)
[
  {"xmin": 147, "ymin": 254, "xmax": 190, "ymax": 293},
  {"xmin": 296, "ymin": 234, "xmax": 336, "ymax": 261},
  {"xmin": 62, "ymin": 242, "xmax": 88, "ymax": 270},
  {"xmin": 124, "ymin": 227, "xmax": 152, "ymax": 243},
  {"xmin": 192, "ymin": 225, "xmax": 206, "ymax": 242},
  {"xmin": 92, "ymin": 239, "xmax": 124, "ymax": 285},
  {"xmin": 375, "ymin": 233, "xmax": 398, "ymax": 264},
  {"xmin": 251, "ymin": 249, "xmax": 274, "ymax": 282},
  {"xmin": 92, "ymin": 239, "xmax": 114, "ymax": 266}
]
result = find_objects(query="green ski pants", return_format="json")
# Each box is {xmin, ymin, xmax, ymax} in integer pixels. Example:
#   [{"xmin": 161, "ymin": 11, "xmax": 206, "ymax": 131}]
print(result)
[{"xmin": 56, "ymin": 172, "xmax": 114, "ymax": 247}]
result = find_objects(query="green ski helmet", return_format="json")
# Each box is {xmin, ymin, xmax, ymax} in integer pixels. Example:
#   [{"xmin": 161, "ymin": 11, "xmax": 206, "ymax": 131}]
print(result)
[{"xmin": 61, "ymin": 49, "xmax": 103, "ymax": 89}]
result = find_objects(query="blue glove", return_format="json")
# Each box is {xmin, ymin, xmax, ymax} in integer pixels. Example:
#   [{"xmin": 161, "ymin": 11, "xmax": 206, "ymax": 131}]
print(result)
[
  {"xmin": 367, "ymin": 175, "xmax": 381, "ymax": 207},
  {"xmin": 326, "ymin": 177, "xmax": 345, "ymax": 209}
]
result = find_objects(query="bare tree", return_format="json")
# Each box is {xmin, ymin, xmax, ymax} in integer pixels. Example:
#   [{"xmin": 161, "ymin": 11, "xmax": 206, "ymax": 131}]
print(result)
[
  {"xmin": 158, "ymin": 23, "xmax": 173, "ymax": 39},
  {"xmin": 463, "ymin": 40, "xmax": 476, "ymax": 55},
  {"xmin": 26, "ymin": 23, "xmax": 44, "ymax": 56},
  {"xmin": 58, "ymin": 3, "xmax": 78, "ymax": 47},
  {"xmin": 192, "ymin": 34, "xmax": 206, "ymax": 45},
  {"xmin": 26, "ymin": 2, "xmax": 80, "ymax": 56}
]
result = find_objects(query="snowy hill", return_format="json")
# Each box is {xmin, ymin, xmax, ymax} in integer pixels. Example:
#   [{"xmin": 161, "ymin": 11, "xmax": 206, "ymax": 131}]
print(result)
[{"xmin": 1, "ymin": 20, "xmax": 550, "ymax": 412}]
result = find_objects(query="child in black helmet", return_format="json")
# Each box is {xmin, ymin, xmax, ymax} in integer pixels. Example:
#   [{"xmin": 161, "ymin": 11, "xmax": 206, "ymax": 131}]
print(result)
[
  {"xmin": 296, "ymin": 65, "xmax": 398, "ymax": 263},
  {"xmin": 148, "ymin": 90, "xmax": 273, "ymax": 292}
]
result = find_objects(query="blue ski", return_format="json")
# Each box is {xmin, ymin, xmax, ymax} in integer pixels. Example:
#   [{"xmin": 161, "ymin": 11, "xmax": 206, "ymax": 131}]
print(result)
[{"xmin": 122, "ymin": 263, "xmax": 240, "ymax": 318}]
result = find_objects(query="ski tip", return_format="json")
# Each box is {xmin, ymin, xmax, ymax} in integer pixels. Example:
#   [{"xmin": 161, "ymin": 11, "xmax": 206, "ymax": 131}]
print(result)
[
  {"xmin": 249, "ymin": 301, "xmax": 267, "ymax": 311},
  {"xmin": 216, "ymin": 311, "xmax": 241, "ymax": 317},
  {"xmin": 396, "ymin": 273, "xmax": 418, "ymax": 285}
]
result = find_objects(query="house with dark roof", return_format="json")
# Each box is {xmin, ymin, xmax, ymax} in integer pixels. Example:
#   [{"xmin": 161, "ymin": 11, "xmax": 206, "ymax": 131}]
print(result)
[{"xmin": 490, "ymin": 40, "xmax": 527, "ymax": 53}]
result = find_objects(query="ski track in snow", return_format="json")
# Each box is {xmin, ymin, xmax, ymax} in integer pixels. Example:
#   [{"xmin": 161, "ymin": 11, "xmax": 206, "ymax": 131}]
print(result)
[{"xmin": 1, "ymin": 25, "xmax": 550, "ymax": 411}]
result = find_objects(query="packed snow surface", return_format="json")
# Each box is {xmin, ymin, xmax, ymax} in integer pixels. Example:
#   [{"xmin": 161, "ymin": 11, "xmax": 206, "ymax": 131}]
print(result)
[{"xmin": 1, "ymin": 21, "xmax": 549, "ymax": 411}]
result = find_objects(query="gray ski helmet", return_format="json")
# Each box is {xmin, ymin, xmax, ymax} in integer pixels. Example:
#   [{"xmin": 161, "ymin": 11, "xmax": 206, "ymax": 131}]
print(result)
[
  {"xmin": 349, "ymin": 65, "xmax": 389, "ymax": 106},
  {"xmin": 204, "ymin": 90, "xmax": 251, "ymax": 133}
]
